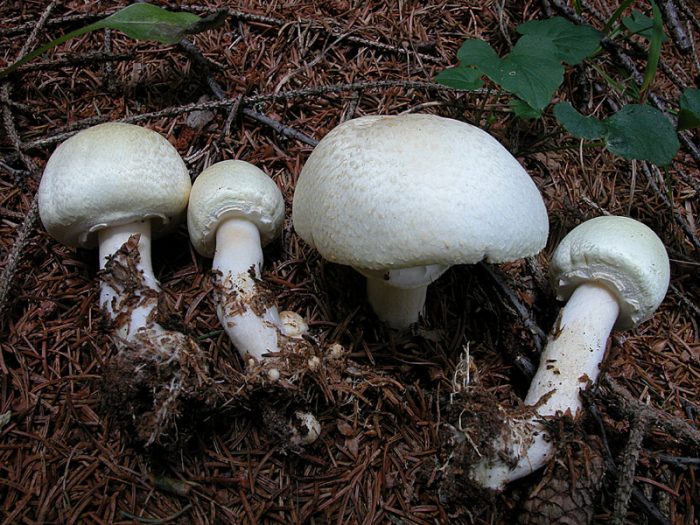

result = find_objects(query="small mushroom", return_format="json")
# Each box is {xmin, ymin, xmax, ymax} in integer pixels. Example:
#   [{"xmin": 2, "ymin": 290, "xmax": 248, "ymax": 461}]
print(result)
[
  {"xmin": 292, "ymin": 114, "xmax": 549, "ymax": 329},
  {"xmin": 187, "ymin": 159, "xmax": 289, "ymax": 363},
  {"xmin": 187, "ymin": 160, "xmax": 321, "ymax": 444},
  {"xmin": 38, "ymin": 122, "xmax": 191, "ymax": 344},
  {"xmin": 470, "ymin": 216, "xmax": 670, "ymax": 490}
]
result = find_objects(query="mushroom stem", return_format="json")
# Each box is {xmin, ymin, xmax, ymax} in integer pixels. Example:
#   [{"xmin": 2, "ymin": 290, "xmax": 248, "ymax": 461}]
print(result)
[
  {"xmin": 365, "ymin": 277, "xmax": 428, "ymax": 329},
  {"xmin": 212, "ymin": 218, "xmax": 284, "ymax": 361},
  {"xmin": 98, "ymin": 221, "xmax": 162, "ymax": 340},
  {"xmin": 362, "ymin": 265, "xmax": 448, "ymax": 329},
  {"xmin": 470, "ymin": 282, "xmax": 619, "ymax": 490},
  {"xmin": 524, "ymin": 282, "xmax": 619, "ymax": 412}
]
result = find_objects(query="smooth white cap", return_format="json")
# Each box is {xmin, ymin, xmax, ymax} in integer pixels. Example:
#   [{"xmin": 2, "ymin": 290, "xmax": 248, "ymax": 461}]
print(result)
[
  {"xmin": 550, "ymin": 216, "xmax": 670, "ymax": 330},
  {"xmin": 292, "ymin": 114, "xmax": 549, "ymax": 271},
  {"xmin": 38, "ymin": 122, "xmax": 191, "ymax": 248},
  {"xmin": 187, "ymin": 160, "xmax": 285, "ymax": 257}
]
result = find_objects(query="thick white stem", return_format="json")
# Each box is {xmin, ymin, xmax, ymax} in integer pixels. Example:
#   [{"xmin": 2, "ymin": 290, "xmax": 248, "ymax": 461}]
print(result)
[
  {"xmin": 98, "ymin": 221, "xmax": 161, "ymax": 340},
  {"xmin": 212, "ymin": 218, "xmax": 283, "ymax": 361},
  {"xmin": 366, "ymin": 277, "xmax": 428, "ymax": 329},
  {"xmin": 470, "ymin": 282, "xmax": 620, "ymax": 490},
  {"xmin": 362, "ymin": 265, "xmax": 448, "ymax": 329}
]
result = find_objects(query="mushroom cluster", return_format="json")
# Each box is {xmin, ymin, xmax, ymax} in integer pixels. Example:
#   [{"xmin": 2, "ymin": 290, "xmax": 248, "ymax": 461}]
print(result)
[{"xmin": 37, "ymin": 116, "xmax": 671, "ymax": 474}]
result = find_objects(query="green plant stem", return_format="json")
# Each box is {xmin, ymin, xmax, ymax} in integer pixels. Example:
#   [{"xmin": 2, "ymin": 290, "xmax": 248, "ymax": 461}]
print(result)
[
  {"xmin": 603, "ymin": 0, "xmax": 636, "ymax": 33},
  {"xmin": 639, "ymin": 1, "xmax": 663, "ymax": 102}
]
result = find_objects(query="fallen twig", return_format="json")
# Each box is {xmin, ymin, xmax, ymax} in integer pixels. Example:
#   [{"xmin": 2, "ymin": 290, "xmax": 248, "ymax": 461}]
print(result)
[
  {"xmin": 658, "ymin": 0, "xmax": 692, "ymax": 54},
  {"xmin": 610, "ymin": 411, "xmax": 649, "ymax": 525}
]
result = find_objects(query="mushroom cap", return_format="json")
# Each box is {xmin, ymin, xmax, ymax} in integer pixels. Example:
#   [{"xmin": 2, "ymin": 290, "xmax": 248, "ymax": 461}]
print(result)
[
  {"xmin": 187, "ymin": 160, "xmax": 285, "ymax": 257},
  {"xmin": 38, "ymin": 122, "xmax": 191, "ymax": 248},
  {"xmin": 550, "ymin": 216, "xmax": 670, "ymax": 330},
  {"xmin": 292, "ymin": 114, "xmax": 548, "ymax": 271}
]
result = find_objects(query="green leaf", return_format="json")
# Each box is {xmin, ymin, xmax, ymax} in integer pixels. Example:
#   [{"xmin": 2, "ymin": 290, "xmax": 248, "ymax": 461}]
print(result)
[
  {"xmin": 0, "ymin": 4, "xmax": 224, "ymax": 79},
  {"xmin": 604, "ymin": 104, "xmax": 679, "ymax": 165},
  {"xmin": 621, "ymin": 11, "xmax": 668, "ymax": 41},
  {"xmin": 457, "ymin": 36, "xmax": 563, "ymax": 111},
  {"xmin": 517, "ymin": 16, "xmax": 603, "ymax": 65},
  {"xmin": 494, "ymin": 36, "xmax": 564, "ymax": 111},
  {"xmin": 554, "ymin": 102, "xmax": 679, "ymax": 165},
  {"xmin": 677, "ymin": 88, "xmax": 700, "ymax": 130},
  {"xmin": 553, "ymin": 102, "xmax": 607, "ymax": 139},
  {"xmin": 509, "ymin": 98, "xmax": 541, "ymax": 119},
  {"xmin": 434, "ymin": 66, "xmax": 483, "ymax": 90},
  {"xmin": 92, "ymin": 4, "xmax": 202, "ymax": 44}
]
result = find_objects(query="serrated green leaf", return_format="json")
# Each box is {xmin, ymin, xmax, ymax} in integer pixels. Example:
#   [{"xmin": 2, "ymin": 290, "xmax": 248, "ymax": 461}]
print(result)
[
  {"xmin": 434, "ymin": 67, "xmax": 483, "ymax": 90},
  {"xmin": 604, "ymin": 105, "xmax": 679, "ymax": 165},
  {"xmin": 517, "ymin": 16, "xmax": 603, "ymax": 65},
  {"xmin": 621, "ymin": 11, "xmax": 668, "ymax": 41},
  {"xmin": 678, "ymin": 88, "xmax": 700, "ymax": 130},
  {"xmin": 553, "ymin": 102, "xmax": 607, "ymax": 139},
  {"xmin": 93, "ymin": 4, "xmax": 202, "ymax": 44},
  {"xmin": 509, "ymin": 98, "xmax": 541, "ymax": 119},
  {"xmin": 457, "ymin": 36, "xmax": 563, "ymax": 111}
]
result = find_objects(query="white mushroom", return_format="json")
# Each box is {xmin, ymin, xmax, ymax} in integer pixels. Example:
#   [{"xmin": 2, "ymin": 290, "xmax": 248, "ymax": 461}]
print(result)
[
  {"xmin": 187, "ymin": 159, "xmax": 288, "ymax": 363},
  {"xmin": 470, "ymin": 216, "xmax": 670, "ymax": 490},
  {"xmin": 292, "ymin": 114, "xmax": 549, "ymax": 329},
  {"xmin": 38, "ymin": 122, "xmax": 191, "ymax": 344},
  {"xmin": 188, "ymin": 160, "xmax": 321, "ymax": 445}
]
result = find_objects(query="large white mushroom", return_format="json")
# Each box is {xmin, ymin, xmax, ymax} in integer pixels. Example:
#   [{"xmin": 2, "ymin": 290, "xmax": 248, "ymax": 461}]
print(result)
[
  {"xmin": 38, "ymin": 122, "xmax": 191, "ymax": 347},
  {"xmin": 292, "ymin": 114, "xmax": 549, "ymax": 329},
  {"xmin": 470, "ymin": 215, "xmax": 670, "ymax": 490}
]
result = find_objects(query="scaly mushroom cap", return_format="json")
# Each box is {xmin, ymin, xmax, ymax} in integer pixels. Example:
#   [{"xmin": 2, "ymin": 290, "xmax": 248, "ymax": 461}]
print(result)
[
  {"xmin": 187, "ymin": 160, "xmax": 285, "ymax": 257},
  {"xmin": 292, "ymin": 114, "xmax": 549, "ymax": 271},
  {"xmin": 550, "ymin": 216, "xmax": 670, "ymax": 330},
  {"xmin": 38, "ymin": 122, "xmax": 191, "ymax": 248}
]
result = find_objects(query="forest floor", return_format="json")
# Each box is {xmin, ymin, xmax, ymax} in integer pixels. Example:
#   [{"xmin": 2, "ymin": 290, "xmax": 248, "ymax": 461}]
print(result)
[{"xmin": 1, "ymin": 0, "xmax": 699, "ymax": 524}]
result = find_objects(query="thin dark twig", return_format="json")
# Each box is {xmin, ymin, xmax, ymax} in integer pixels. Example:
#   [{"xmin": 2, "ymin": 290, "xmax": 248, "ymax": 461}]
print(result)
[
  {"xmin": 182, "ymin": 5, "xmax": 444, "ymax": 64},
  {"xmin": 610, "ymin": 411, "xmax": 649, "ymax": 525},
  {"xmin": 655, "ymin": 454, "xmax": 700, "ymax": 467},
  {"xmin": 17, "ymin": 0, "xmax": 58, "ymax": 57},
  {"xmin": 587, "ymin": 398, "xmax": 674, "ymax": 525},
  {"xmin": 669, "ymin": 283, "xmax": 700, "ymax": 319},
  {"xmin": 658, "ymin": 0, "xmax": 692, "ymax": 53},
  {"xmin": 639, "ymin": 162, "xmax": 700, "ymax": 252},
  {"xmin": 16, "ymin": 52, "xmax": 131, "ymax": 73},
  {"xmin": 479, "ymin": 262, "xmax": 546, "ymax": 351},
  {"xmin": 675, "ymin": 0, "xmax": 700, "ymax": 33},
  {"xmin": 179, "ymin": 37, "xmax": 319, "ymax": 146}
]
